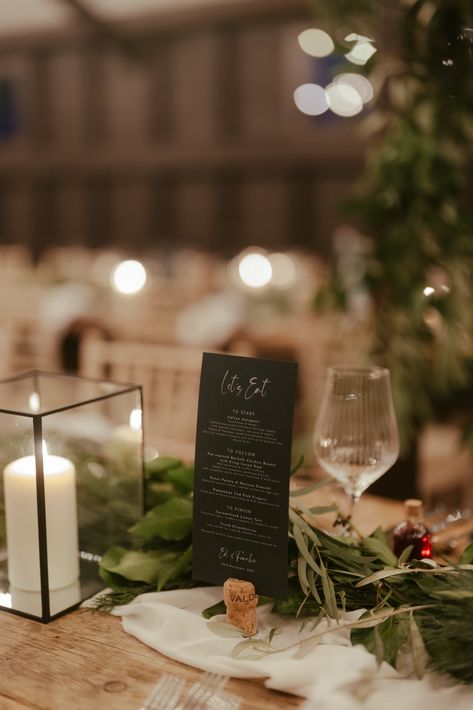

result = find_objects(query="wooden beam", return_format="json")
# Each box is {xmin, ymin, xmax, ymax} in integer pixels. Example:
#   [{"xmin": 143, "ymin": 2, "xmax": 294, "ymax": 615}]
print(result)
[
  {"xmin": 56, "ymin": 0, "xmax": 146, "ymax": 62},
  {"xmin": 148, "ymin": 41, "xmax": 174, "ymax": 142},
  {"xmin": 28, "ymin": 50, "xmax": 52, "ymax": 146},
  {"xmin": 214, "ymin": 27, "xmax": 241, "ymax": 140},
  {"xmin": 0, "ymin": 0, "xmax": 309, "ymax": 54}
]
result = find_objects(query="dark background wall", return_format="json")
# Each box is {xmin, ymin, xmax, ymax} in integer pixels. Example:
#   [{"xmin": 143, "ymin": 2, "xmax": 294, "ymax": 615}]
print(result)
[{"xmin": 0, "ymin": 0, "xmax": 365, "ymax": 259}]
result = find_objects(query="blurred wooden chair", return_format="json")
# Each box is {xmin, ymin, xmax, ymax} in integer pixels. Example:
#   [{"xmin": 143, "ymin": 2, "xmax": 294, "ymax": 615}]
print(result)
[
  {"xmin": 80, "ymin": 338, "xmax": 204, "ymax": 462},
  {"xmin": 0, "ymin": 320, "xmax": 58, "ymax": 374},
  {"xmin": 0, "ymin": 244, "xmax": 33, "ymax": 274},
  {"xmin": 106, "ymin": 292, "xmax": 179, "ymax": 345}
]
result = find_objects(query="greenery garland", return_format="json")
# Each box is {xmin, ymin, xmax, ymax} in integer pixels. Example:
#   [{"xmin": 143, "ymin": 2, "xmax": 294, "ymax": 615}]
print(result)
[
  {"xmin": 95, "ymin": 457, "xmax": 473, "ymax": 685},
  {"xmin": 312, "ymin": 0, "xmax": 473, "ymax": 450}
]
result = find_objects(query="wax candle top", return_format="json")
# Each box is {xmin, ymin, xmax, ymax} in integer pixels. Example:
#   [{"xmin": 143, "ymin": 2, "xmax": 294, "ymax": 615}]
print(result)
[{"xmin": 7, "ymin": 453, "xmax": 73, "ymax": 477}]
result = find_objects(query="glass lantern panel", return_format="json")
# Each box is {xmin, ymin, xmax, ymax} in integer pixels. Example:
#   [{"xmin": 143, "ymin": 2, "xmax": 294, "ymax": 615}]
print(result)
[
  {"xmin": 0, "ymin": 371, "xmax": 130, "ymax": 416},
  {"xmin": 0, "ymin": 412, "xmax": 43, "ymax": 618},
  {"xmin": 42, "ymin": 388, "xmax": 143, "ymax": 616}
]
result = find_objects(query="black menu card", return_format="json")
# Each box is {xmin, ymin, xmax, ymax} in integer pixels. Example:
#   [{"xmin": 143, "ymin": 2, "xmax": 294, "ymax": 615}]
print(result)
[{"xmin": 192, "ymin": 352, "xmax": 297, "ymax": 599}]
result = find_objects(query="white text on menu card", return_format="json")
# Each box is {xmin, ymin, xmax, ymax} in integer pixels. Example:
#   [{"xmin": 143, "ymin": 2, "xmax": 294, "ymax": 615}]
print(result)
[{"xmin": 220, "ymin": 371, "xmax": 271, "ymax": 400}]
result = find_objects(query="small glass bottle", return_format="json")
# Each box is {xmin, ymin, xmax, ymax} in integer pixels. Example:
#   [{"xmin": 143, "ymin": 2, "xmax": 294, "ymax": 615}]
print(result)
[{"xmin": 392, "ymin": 499, "xmax": 432, "ymax": 560}]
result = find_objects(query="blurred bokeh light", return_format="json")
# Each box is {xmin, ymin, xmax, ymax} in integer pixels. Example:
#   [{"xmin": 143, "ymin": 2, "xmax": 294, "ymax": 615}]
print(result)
[
  {"xmin": 238, "ymin": 252, "xmax": 273, "ymax": 289},
  {"xmin": 297, "ymin": 28, "xmax": 334, "ymax": 58},
  {"xmin": 111, "ymin": 260, "xmax": 147, "ymax": 295}
]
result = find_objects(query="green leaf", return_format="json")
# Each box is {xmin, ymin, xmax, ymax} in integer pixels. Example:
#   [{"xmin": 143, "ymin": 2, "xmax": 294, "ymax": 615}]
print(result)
[
  {"xmin": 319, "ymin": 558, "xmax": 339, "ymax": 619},
  {"xmin": 316, "ymin": 530, "xmax": 376, "ymax": 571},
  {"xmin": 202, "ymin": 599, "xmax": 226, "ymax": 619},
  {"xmin": 418, "ymin": 558, "xmax": 438, "ymax": 568},
  {"xmin": 268, "ymin": 627, "xmax": 281, "ymax": 643},
  {"xmin": 104, "ymin": 549, "xmax": 180, "ymax": 584},
  {"xmin": 362, "ymin": 537, "xmax": 398, "ymax": 567},
  {"xmin": 290, "ymin": 454, "xmax": 305, "ymax": 476},
  {"xmin": 435, "ymin": 590, "xmax": 473, "ymax": 600},
  {"xmin": 297, "ymin": 555, "xmax": 310, "ymax": 596},
  {"xmin": 231, "ymin": 639, "xmax": 273, "ymax": 658},
  {"xmin": 370, "ymin": 526, "xmax": 389, "ymax": 545},
  {"xmin": 308, "ymin": 505, "xmax": 338, "ymax": 515},
  {"xmin": 373, "ymin": 625, "xmax": 384, "ymax": 666},
  {"xmin": 356, "ymin": 568, "xmax": 409, "ymax": 587},
  {"xmin": 130, "ymin": 497, "xmax": 193, "ymax": 541},
  {"xmin": 460, "ymin": 542, "xmax": 473, "ymax": 565},
  {"xmin": 409, "ymin": 612, "xmax": 428, "ymax": 679},
  {"xmin": 93, "ymin": 584, "xmax": 154, "ymax": 610},
  {"xmin": 289, "ymin": 508, "xmax": 320, "ymax": 547},
  {"xmin": 353, "ymin": 614, "xmax": 409, "ymax": 668},
  {"xmin": 166, "ymin": 465, "xmax": 194, "ymax": 494},
  {"xmin": 145, "ymin": 481, "xmax": 179, "ymax": 506},
  {"xmin": 145, "ymin": 456, "xmax": 182, "ymax": 479},
  {"xmin": 354, "ymin": 607, "xmax": 428, "ymax": 633},
  {"xmin": 156, "ymin": 545, "xmax": 192, "ymax": 591},
  {"xmin": 207, "ymin": 620, "xmax": 246, "ymax": 638},
  {"xmin": 271, "ymin": 586, "xmax": 315, "ymax": 616},
  {"xmin": 99, "ymin": 545, "xmax": 135, "ymax": 589},
  {"xmin": 307, "ymin": 566, "xmax": 322, "ymax": 605},
  {"xmin": 100, "ymin": 545, "xmax": 126, "ymax": 570},
  {"xmin": 292, "ymin": 524, "xmax": 323, "ymax": 577},
  {"xmin": 397, "ymin": 545, "xmax": 414, "ymax": 566}
]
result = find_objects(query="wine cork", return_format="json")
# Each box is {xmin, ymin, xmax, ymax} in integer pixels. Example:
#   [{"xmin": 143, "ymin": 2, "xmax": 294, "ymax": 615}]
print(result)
[
  {"xmin": 223, "ymin": 578, "xmax": 258, "ymax": 636},
  {"xmin": 405, "ymin": 499, "xmax": 423, "ymax": 519}
]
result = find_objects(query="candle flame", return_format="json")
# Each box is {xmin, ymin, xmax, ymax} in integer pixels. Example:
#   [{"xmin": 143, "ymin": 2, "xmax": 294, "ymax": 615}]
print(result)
[
  {"xmin": 42, "ymin": 441, "xmax": 49, "ymax": 459},
  {"xmin": 29, "ymin": 392, "xmax": 40, "ymax": 413},
  {"xmin": 129, "ymin": 409, "xmax": 142, "ymax": 432}
]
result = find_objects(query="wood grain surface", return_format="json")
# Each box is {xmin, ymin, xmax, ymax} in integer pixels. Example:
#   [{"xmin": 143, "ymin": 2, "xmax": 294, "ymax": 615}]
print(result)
[
  {"xmin": 0, "ymin": 608, "xmax": 300, "ymax": 710},
  {"xmin": 0, "ymin": 491, "xmax": 403, "ymax": 710}
]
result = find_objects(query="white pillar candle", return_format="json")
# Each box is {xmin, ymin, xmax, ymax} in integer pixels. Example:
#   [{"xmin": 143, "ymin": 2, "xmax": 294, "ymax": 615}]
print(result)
[{"xmin": 3, "ymin": 450, "xmax": 80, "ymax": 592}]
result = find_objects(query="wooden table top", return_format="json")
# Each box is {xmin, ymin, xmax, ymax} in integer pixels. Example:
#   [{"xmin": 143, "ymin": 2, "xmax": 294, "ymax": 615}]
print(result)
[
  {"xmin": 0, "ymin": 607, "xmax": 301, "ymax": 710},
  {"xmin": 0, "ymin": 491, "xmax": 404, "ymax": 710}
]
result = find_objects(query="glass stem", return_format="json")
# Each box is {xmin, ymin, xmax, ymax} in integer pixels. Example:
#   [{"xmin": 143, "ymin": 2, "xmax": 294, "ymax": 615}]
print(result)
[
  {"xmin": 348, "ymin": 493, "xmax": 360, "ymax": 522},
  {"xmin": 346, "ymin": 493, "xmax": 364, "ymax": 539}
]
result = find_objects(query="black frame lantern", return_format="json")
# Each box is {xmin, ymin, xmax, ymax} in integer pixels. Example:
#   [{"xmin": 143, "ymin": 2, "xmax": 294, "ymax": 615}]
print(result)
[{"xmin": 0, "ymin": 370, "xmax": 144, "ymax": 622}]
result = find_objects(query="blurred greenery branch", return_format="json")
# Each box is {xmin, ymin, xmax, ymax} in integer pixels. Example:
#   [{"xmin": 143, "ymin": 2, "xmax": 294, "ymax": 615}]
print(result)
[{"xmin": 313, "ymin": 1, "xmax": 473, "ymax": 451}]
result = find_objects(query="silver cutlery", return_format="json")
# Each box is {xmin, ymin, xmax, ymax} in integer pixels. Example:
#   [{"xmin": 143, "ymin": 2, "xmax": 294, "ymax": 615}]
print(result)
[
  {"xmin": 140, "ymin": 674, "xmax": 185, "ymax": 710},
  {"xmin": 206, "ymin": 692, "xmax": 241, "ymax": 710},
  {"xmin": 179, "ymin": 672, "xmax": 229, "ymax": 710}
]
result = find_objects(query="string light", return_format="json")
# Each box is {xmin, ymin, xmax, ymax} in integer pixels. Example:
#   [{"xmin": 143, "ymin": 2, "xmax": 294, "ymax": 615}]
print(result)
[
  {"xmin": 293, "ymin": 84, "xmax": 329, "ymax": 116},
  {"xmin": 298, "ymin": 28, "xmax": 334, "ymax": 58},
  {"xmin": 334, "ymin": 73, "xmax": 374, "ymax": 104},
  {"xmin": 111, "ymin": 260, "xmax": 147, "ymax": 295},
  {"xmin": 269, "ymin": 253, "xmax": 297, "ymax": 288},
  {"xmin": 238, "ymin": 252, "xmax": 272, "ymax": 289},
  {"xmin": 344, "ymin": 33, "xmax": 377, "ymax": 66},
  {"xmin": 326, "ymin": 82, "xmax": 363, "ymax": 117}
]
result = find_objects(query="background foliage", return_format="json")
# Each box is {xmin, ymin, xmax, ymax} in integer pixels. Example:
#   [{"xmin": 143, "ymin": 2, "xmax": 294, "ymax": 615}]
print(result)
[{"xmin": 314, "ymin": 0, "xmax": 473, "ymax": 451}]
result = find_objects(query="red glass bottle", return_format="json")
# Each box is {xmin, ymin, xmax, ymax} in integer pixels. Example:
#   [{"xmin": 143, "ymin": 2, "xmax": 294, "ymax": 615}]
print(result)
[{"xmin": 392, "ymin": 499, "xmax": 432, "ymax": 560}]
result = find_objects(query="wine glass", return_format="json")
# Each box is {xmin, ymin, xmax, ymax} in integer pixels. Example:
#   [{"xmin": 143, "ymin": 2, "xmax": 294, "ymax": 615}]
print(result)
[{"xmin": 313, "ymin": 366, "xmax": 399, "ymax": 525}]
